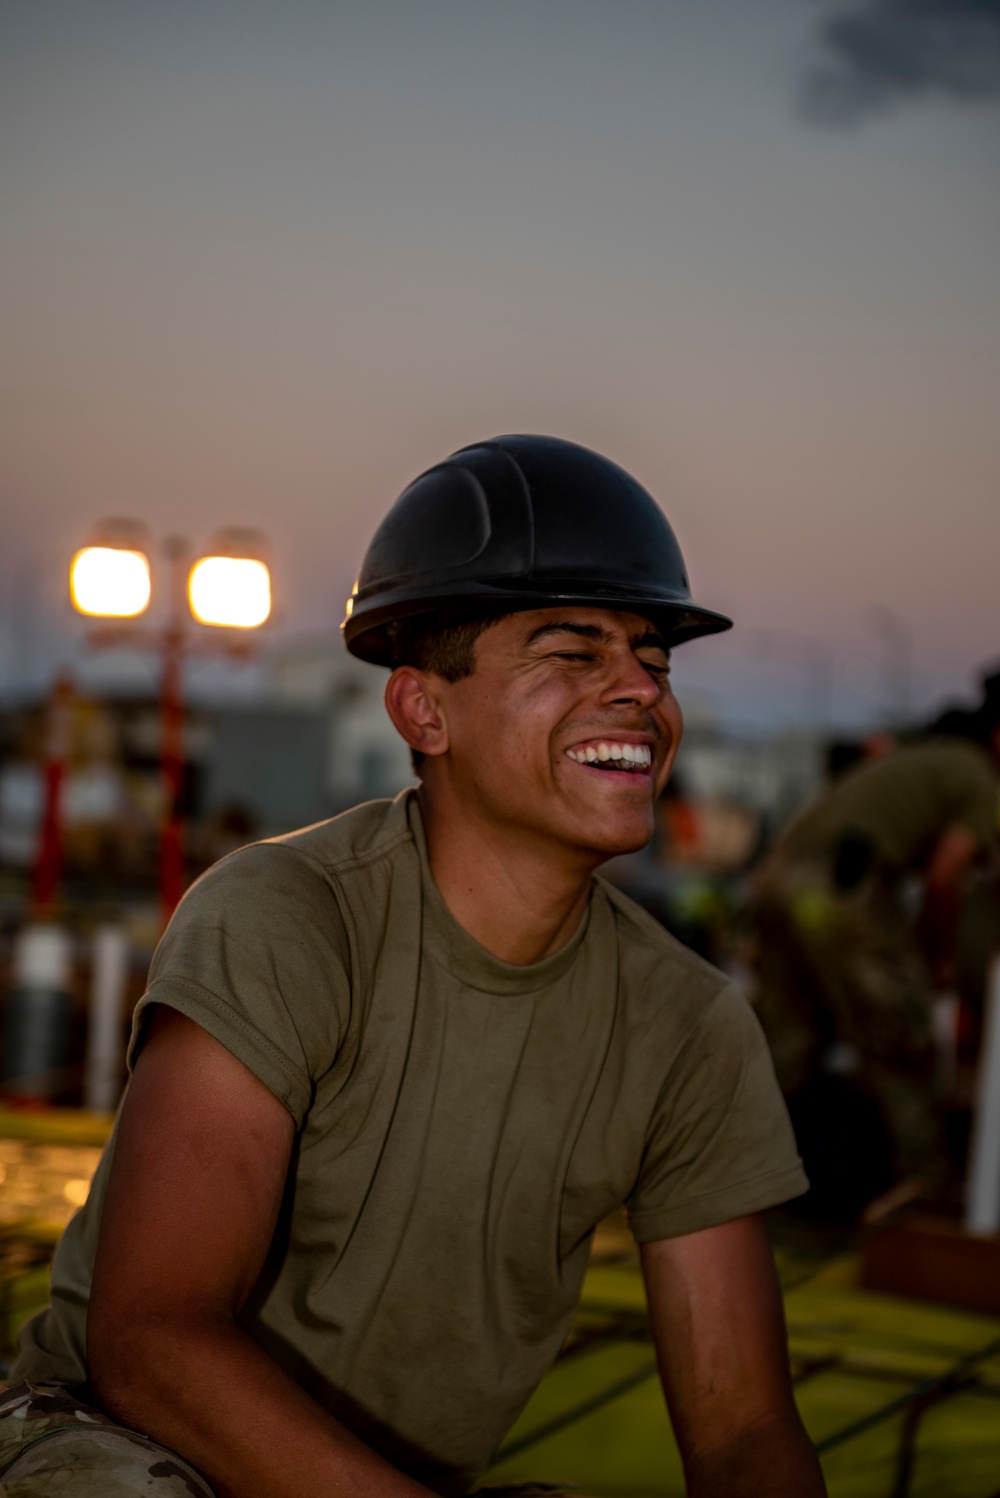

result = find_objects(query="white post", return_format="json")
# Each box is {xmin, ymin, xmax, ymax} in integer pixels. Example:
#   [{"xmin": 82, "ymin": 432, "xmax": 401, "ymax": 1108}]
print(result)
[
  {"xmin": 4, "ymin": 924, "xmax": 75, "ymax": 1096},
  {"xmin": 84, "ymin": 923, "xmax": 129, "ymax": 1113},
  {"xmin": 966, "ymin": 956, "xmax": 1000, "ymax": 1236},
  {"xmin": 12, "ymin": 924, "xmax": 72, "ymax": 992}
]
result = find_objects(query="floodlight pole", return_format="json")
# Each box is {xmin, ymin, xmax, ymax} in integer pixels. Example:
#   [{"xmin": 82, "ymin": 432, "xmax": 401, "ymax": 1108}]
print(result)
[
  {"xmin": 159, "ymin": 538, "xmax": 190, "ymax": 923},
  {"xmin": 71, "ymin": 523, "xmax": 271, "ymax": 927}
]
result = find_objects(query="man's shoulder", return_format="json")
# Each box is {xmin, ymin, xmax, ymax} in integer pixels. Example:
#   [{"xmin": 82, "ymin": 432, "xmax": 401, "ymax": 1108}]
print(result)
[
  {"xmin": 596, "ymin": 877, "xmax": 732, "ymax": 1011},
  {"xmin": 173, "ymin": 794, "xmax": 415, "ymax": 927},
  {"xmin": 268, "ymin": 791, "xmax": 415, "ymax": 871},
  {"xmin": 881, "ymin": 739, "xmax": 998, "ymax": 827},
  {"xmin": 853, "ymin": 736, "xmax": 995, "ymax": 791},
  {"xmin": 917, "ymin": 736, "xmax": 998, "ymax": 783}
]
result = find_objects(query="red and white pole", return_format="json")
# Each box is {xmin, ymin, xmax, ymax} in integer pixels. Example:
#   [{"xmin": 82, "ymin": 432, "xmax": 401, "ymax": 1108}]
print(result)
[
  {"xmin": 2, "ymin": 675, "xmax": 77, "ymax": 1099},
  {"xmin": 32, "ymin": 673, "xmax": 74, "ymax": 916}
]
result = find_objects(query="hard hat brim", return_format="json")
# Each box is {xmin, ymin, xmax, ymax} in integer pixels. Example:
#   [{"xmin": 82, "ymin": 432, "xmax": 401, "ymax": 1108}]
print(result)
[{"xmin": 343, "ymin": 580, "xmax": 732, "ymax": 666}]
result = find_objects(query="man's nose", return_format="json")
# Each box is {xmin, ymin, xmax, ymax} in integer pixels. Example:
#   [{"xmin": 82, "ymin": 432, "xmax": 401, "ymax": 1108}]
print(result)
[{"xmin": 601, "ymin": 652, "xmax": 662, "ymax": 708}]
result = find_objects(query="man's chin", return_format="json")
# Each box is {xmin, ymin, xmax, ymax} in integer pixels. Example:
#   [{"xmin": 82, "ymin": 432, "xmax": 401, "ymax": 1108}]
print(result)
[
  {"xmin": 567, "ymin": 813, "xmax": 654, "ymax": 862},
  {"xmin": 595, "ymin": 832, "xmax": 653, "ymax": 862}
]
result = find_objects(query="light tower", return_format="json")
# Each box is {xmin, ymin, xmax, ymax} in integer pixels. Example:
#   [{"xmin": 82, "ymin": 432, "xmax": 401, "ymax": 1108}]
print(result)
[{"xmin": 70, "ymin": 519, "xmax": 272, "ymax": 919}]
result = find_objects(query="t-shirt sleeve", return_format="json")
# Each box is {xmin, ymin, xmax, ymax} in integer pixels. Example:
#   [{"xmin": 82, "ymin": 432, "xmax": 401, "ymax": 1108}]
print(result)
[
  {"xmin": 128, "ymin": 842, "xmax": 352, "ymax": 1127},
  {"xmin": 627, "ymin": 984, "xmax": 808, "ymax": 1242},
  {"xmin": 947, "ymin": 749, "xmax": 1000, "ymax": 848}
]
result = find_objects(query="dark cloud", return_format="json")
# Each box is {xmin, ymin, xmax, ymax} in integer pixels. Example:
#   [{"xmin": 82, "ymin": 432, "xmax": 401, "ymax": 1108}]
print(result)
[{"xmin": 802, "ymin": 0, "xmax": 1000, "ymax": 123}]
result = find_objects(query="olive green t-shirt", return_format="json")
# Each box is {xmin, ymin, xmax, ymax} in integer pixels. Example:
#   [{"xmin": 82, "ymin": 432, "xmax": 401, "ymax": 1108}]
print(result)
[
  {"xmin": 16, "ymin": 793, "xmax": 805, "ymax": 1494},
  {"xmin": 784, "ymin": 739, "xmax": 999, "ymax": 872}
]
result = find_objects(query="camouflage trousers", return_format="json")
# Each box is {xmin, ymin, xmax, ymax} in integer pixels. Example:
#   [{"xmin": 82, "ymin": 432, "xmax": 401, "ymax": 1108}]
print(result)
[
  {"xmin": 0, "ymin": 1383, "xmax": 214, "ymax": 1496},
  {"xmin": 0, "ymin": 1384, "xmax": 580, "ymax": 1497},
  {"xmin": 751, "ymin": 851, "xmax": 939, "ymax": 1178}
]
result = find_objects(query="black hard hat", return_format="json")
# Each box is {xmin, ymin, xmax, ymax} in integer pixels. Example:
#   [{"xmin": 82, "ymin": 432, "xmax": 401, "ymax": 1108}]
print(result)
[{"xmin": 343, "ymin": 434, "xmax": 732, "ymax": 665}]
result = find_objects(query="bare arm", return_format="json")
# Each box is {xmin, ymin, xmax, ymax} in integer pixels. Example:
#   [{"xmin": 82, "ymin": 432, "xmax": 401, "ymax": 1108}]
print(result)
[
  {"xmin": 88, "ymin": 1006, "xmax": 434, "ymax": 1498},
  {"xmin": 917, "ymin": 823, "xmax": 979, "ymax": 988},
  {"xmin": 640, "ymin": 1216, "xmax": 825, "ymax": 1498}
]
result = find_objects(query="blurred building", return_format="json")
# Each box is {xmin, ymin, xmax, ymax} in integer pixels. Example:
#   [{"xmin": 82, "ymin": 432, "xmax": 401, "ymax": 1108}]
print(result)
[
  {"xmin": 266, "ymin": 632, "xmax": 413, "ymax": 808},
  {"xmin": 675, "ymin": 716, "xmax": 826, "ymax": 840},
  {"xmin": 0, "ymin": 633, "xmax": 416, "ymax": 896}
]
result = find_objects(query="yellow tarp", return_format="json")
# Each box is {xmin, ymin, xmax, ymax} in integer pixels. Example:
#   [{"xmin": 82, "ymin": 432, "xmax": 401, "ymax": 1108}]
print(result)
[
  {"xmin": 1, "ymin": 1112, "xmax": 998, "ymax": 1496},
  {"xmin": 488, "ymin": 1249, "xmax": 1000, "ymax": 1497}
]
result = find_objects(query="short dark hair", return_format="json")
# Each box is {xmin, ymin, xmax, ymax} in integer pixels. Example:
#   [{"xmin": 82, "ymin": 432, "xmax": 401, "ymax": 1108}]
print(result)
[{"xmin": 387, "ymin": 611, "xmax": 513, "ymax": 773}]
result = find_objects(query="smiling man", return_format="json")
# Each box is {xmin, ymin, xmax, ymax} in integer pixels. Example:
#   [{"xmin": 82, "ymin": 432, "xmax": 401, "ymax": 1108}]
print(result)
[{"xmin": 10, "ymin": 436, "xmax": 823, "ymax": 1498}]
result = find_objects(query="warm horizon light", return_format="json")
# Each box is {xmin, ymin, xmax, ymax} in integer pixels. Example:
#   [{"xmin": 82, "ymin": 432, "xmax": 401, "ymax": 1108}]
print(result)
[
  {"xmin": 70, "ymin": 546, "xmax": 151, "ymax": 618},
  {"xmin": 188, "ymin": 555, "xmax": 271, "ymax": 628}
]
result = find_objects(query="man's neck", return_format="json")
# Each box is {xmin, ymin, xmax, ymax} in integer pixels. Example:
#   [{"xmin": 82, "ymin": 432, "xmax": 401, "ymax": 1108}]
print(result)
[{"xmin": 417, "ymin": 785, "xmax": 597, "ymax": 965}]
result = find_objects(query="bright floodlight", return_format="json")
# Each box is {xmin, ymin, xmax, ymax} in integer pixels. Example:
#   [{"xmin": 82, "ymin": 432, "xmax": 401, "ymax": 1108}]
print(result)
[
  {"xmin": 188, "ymin": 556, "xmax": 271, "ymax": 628},
  {"xmin": 70, "ymin": 547, "xmax": 151, "ymax": 618}
]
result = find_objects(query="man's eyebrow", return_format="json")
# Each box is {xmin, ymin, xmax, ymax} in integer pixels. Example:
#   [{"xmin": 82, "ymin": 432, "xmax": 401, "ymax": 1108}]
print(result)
[
  {"xmin": 523, "ymin": 622, "xmax": 611, "ymax": 647},
  {"xmin": 522, "ymin": 621, "xmax": 669, "ymax": 653},
  {"xmin": 630, "ymin": 628, "xmax": 668, "ymax": 654}
]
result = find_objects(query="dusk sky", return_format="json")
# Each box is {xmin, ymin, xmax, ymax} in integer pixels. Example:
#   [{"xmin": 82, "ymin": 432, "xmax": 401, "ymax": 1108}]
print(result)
[{"xmin": 2, "ymin": 0, "xmax": 999, "ymax": 731}]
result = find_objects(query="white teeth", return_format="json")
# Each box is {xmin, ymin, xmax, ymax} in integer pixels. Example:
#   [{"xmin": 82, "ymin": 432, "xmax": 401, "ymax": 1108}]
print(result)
[{"xmin": 567, "ymin": 742, "xmax": 653, "ymax": 767}]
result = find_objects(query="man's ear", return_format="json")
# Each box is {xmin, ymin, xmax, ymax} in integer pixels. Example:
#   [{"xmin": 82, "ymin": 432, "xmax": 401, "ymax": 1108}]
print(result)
[{"xmin": 384, "ymin": 668, "xmax": 450, "ymax": 759}]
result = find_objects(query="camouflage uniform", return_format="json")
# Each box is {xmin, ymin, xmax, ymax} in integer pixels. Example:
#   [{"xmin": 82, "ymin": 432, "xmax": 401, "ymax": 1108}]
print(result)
[
  {"xmin": 752, "ymin": 849, "xmax": 938, "ymax": 1176},
  {"xmin": 0, "ymin": 1386, "xmax": 587, "ymax": 1497},
  {"xmin": 752, "ymin": 738, "xmax": 1000, "ymax": 1181},
  {"xmin": 0, "ymin": 1383, "xmax": 214, "ymax": 1497}
]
